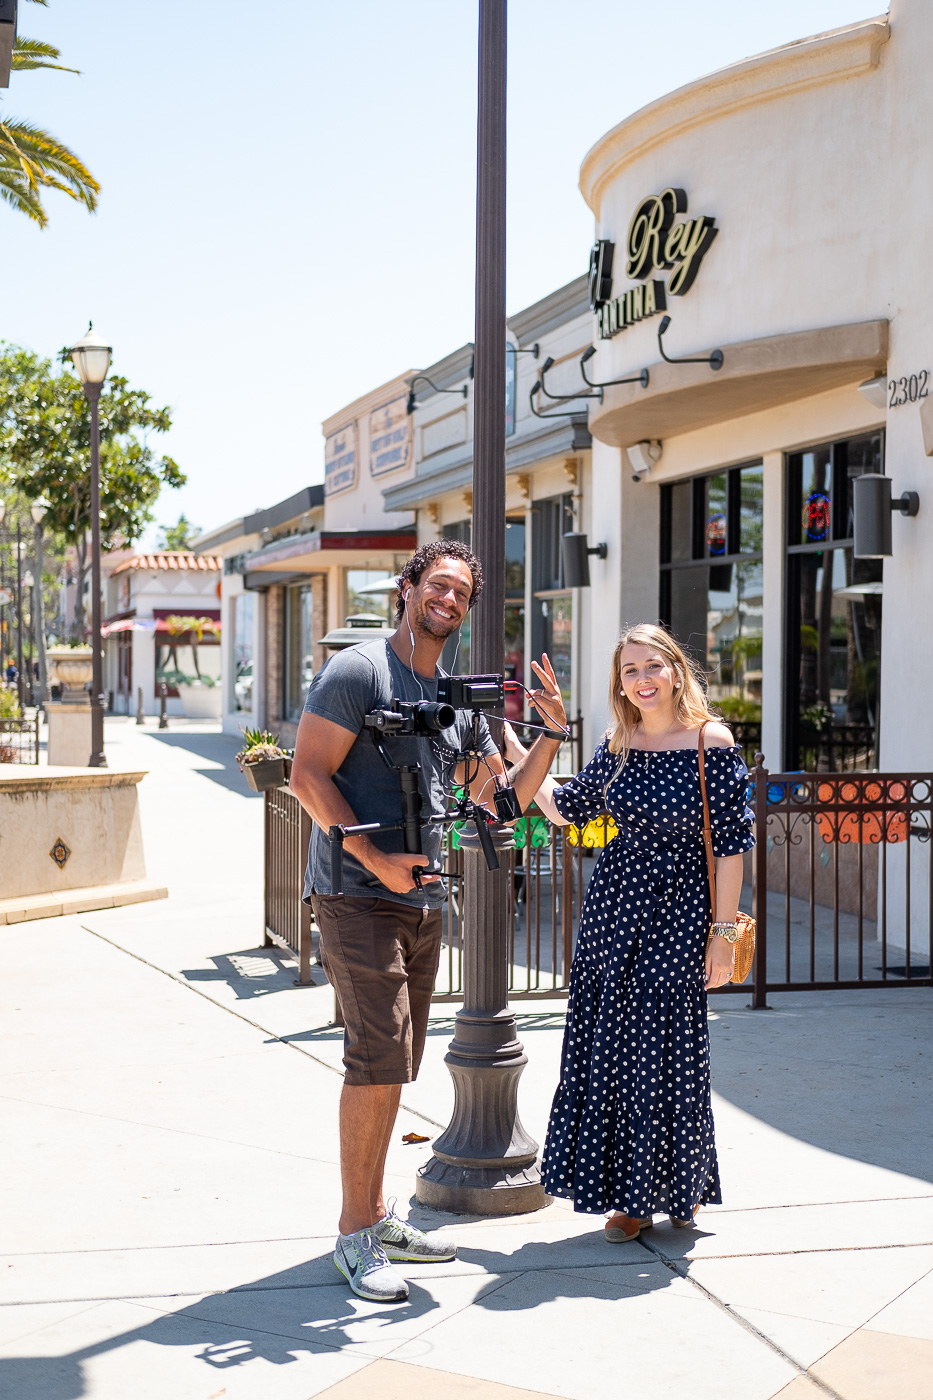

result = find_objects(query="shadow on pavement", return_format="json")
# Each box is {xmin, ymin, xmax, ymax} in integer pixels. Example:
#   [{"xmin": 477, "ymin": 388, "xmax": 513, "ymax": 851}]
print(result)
[
  {"xmin": 145, "ymin": 729, "xmax": 262, "ymax": 798},
  {"xmin": 180, "ymin": 948, "xmax": 327, "ymax": 999},
  {"xmin": 0, "ymin": 1238, "xmax": 672, "ymax": 1398}
]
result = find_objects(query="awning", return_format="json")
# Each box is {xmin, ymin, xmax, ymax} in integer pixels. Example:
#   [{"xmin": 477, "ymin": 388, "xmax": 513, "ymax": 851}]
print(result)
[{"xmin": 244, "ymin": 528, "xmax": 416, "ymax": 575}]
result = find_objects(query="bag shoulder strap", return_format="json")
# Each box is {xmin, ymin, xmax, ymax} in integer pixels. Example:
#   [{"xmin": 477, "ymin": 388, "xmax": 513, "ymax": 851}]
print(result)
[{"xmin": 697, "ymin": 721, "xmax": 717, "ymax": 916}]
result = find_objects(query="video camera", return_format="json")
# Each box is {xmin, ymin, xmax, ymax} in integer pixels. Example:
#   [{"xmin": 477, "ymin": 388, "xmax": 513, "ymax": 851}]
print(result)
[{"xmin": 328, "ymin": 673, "xmax": 518, "ymax": 894}]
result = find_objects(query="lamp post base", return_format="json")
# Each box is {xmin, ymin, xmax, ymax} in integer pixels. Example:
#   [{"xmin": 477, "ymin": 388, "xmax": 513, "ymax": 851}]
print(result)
[{"xmin": 415, "ymin": 1004, "xmax": 548, "ymax": 1216}]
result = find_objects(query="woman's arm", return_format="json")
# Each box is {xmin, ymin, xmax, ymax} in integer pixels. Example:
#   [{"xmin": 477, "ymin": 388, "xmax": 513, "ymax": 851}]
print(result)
[
  {"xmin": 501, "ymin": 722, "xmax": 569, "ymax": 826},
  {"xmin": 705, "ymin": 851, "xmax": 744, "ymax": 990}
]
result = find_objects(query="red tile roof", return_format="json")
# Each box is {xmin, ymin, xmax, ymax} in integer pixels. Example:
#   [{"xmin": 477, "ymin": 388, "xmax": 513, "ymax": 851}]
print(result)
[{"xmin": 110, "ymin": 552, "xmax": 222, "ymax": 576}]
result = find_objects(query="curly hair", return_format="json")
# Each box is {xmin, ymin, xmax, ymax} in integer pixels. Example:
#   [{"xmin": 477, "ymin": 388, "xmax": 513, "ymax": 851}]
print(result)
[{"xmin": 394, "ymin": 538, "xmax": 484, "ymax": 623}]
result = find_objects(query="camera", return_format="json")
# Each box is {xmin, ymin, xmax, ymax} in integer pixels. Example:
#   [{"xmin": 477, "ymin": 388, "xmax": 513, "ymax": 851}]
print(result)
[
  {"xmin": 436, "ymin": 673, "xmax": 504, "ymax": 710},
  {"xmin": 364, "ymin": 699, "xmax": 456, "ymax": 736}
]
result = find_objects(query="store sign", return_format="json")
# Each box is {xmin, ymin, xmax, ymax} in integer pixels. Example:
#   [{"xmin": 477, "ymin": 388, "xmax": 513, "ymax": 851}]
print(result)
[
  {"xmin": 324, "ymin": 421, "xmax": 358, "ymax": 496},
  {"xmin": 590, "ymin": 186, "xmax": 718, "ymax": 341},
  {"xmin": 369, "ymin": 396, "xmax": 412, "ymax": 478}
]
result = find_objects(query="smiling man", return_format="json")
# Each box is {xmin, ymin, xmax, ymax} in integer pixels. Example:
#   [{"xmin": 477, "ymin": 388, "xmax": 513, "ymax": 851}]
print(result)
[{"xmin": 289, "ymin": 538, "xmax": 565, "ymax": 1303}]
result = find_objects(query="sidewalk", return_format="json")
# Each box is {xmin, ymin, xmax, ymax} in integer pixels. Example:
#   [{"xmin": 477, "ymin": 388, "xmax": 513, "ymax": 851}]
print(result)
[{"xmin": 1, "ymin": 717, "xmax": 931, "ymax": 1400}]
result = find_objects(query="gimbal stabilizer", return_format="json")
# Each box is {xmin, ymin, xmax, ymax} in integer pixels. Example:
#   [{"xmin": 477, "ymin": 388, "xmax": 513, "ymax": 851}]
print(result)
[{"xmin": 327, "ymin": 674, "xmax": 521, "ymax": 896}]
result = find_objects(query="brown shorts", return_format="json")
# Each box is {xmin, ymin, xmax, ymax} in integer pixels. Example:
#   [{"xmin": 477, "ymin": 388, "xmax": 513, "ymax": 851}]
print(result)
[{"xmin": 311, "ymin": 894, "xmax": 442, "ymax": 1086}]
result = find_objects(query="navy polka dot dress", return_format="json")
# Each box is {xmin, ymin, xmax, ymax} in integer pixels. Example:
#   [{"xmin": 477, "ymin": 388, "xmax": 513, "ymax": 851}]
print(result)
[{"xmin": 541, "ymin": 738, "xmax": 755, "ymax": 1220}]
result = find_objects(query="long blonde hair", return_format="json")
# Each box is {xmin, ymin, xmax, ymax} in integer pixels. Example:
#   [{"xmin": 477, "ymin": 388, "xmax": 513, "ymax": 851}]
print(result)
[{"xmin": 606, "ymin": 623, "xmax": 721, "ymax": 762}]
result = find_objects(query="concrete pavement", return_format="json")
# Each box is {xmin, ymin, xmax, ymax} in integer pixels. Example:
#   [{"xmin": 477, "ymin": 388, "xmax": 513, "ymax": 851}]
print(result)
[{"xmin": 0, "ymin": 716, "xmax": 931, "ymax": 1400}]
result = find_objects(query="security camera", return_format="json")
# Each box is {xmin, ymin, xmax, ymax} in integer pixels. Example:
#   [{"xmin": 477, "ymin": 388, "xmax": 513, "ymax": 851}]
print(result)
[{"xmin": 627, "ymin": 439, "xmax": 663, "ymax": 480}]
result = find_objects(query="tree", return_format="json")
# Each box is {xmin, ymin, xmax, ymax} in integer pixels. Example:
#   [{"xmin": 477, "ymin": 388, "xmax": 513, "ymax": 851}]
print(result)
[
  {"xmin": 1, "ymin": 2, "xmax": 99, "ymax": 228},
  {"xmin": 0, "ymin": 345, "xmax": 185, "ymax": 635},
  {"xmin": 158, "ymin": 514, "xmax": 199, "ymax": 551}
]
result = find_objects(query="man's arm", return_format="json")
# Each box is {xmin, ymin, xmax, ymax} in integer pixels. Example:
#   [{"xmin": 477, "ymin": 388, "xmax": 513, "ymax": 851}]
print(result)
[
  {"xmin": 457, "ymin": 653, "xmax": 566, "ymax": 817},
  {"xmin": 289, "ymin": 712, "xmax": 440, "ymax": 895}
]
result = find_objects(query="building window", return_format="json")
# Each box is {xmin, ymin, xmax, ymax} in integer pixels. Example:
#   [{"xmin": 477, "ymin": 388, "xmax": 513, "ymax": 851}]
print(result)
[
  {"xmin": 532, "ymin": 494, "xmax": 574, "ymax": 706},
  {"xmin": 660, "ymin": 463, "xmax": 763, "ymax": 721},
  {"xmin": 231, "ymin": 592, "xmax": 255, "ymax": 714},
  {"xmin": 785, "ymin": 432, "xmax": 883, "ymax": 771},
  {"xmin": 284, "ymin": 583, "xmax": 313, "ymax": 722}
]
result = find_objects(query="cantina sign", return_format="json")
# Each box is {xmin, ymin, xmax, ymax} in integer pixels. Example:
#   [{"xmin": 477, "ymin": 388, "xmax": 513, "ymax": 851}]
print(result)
[{"xmin": 589, "ymin": 187, "xmax": 718, "ymax": 341}]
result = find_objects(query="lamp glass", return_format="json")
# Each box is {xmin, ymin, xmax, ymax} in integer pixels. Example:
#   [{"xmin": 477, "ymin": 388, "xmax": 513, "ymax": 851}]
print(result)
[
  {"xmin": 0, "ymin": 499, "xmax": 5, "ymax": 526},
  {"xmin": 23, "ymin": 571, "xmax": 34, "ymax": 588},
  {"xmin": 30, "ymin": 498, "xmax": 49, "ymax": 525},
  {"xmin": 69, "ymin": 325, "xmax": 112, "ymax": 387}
]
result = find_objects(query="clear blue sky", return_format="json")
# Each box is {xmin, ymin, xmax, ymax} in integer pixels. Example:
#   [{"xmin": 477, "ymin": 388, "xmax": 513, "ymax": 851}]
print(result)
[{"xmin": 1, "ymin": 0, "xmax": 873, "ymax": 542}]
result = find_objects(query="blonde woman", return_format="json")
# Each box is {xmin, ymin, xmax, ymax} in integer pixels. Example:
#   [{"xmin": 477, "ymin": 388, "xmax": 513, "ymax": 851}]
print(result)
[{"xmin": 518, "ymin": 623, "xmax": 754, "ymax": 1240}]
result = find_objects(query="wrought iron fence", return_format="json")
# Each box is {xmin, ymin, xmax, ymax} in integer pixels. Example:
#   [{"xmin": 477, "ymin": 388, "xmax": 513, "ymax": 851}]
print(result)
[
  {"xmin": 262, "ymin": 763, "xmax": 932, "ymax": 1010},
  {"xmin": 729, "ymin": 722, "xmax": 762, "ymax": 769},
  {"xmin": 263, "ymin": 783, "xmax": 314, "ymax": 984},
  {"xmin": 737, "ymin": 763, "xmax": 933, "ymax": 1006},
  {"xmin": 508, "ymin": 711, "xmax": 584, "ymax": 777},
  {"xmin": 797, "ymin": 723, "xmax": 877, "ymax": 773},
  {"xmin": 0, "ymin": 715, "xmax": 40, "ymax": 763}
]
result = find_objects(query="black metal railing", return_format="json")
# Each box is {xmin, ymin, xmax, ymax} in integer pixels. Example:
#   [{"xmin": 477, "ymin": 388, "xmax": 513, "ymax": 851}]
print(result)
[
  {"xmin": 508, "ymin": 711, "xmax": 584, "ymax": 777},
  {"xmin": 264, "ymin": 783, "xmax": 313, "ymax": 984},
  {"xmin": 730, "ymin": 722, "xmax": 762, "ymax": 769},
  {"xmin": 0, "ymin": 715, "xmax": 40, "ymax": 763},
  {"xmin": 262, "ymin": 763, "xmax": 932, "ymax": 1011},
  {"xmin": 797, "ymin": 723, "xmax": 877, "ymax": 773}
]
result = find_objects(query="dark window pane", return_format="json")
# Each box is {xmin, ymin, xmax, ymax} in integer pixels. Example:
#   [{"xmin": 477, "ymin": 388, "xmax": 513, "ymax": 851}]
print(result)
[
  {"xmin": 505, "ymin": 518, "xmax": 525, "ymax": 595},
  {"xmin": 840, "ymin": 432, "xmax": 885, "ymax": 541},
  {"xmin": 668, "ymin": 481, "xmax": 692, "ymax": 562},
  {"xmin": 668, "ymin": 564, "xmax": 709, "ymax": 668},
  {"xmin": 738, "ymin": 465, "xmax": 764, "ymax": 555},
  {"xmin": 705, "ymin": 473, "xmax": 728, "ymax": 557},
  {"xmin": 800, "ymin": 447, "xmax": 832, "ymax": 545},
  {"xmin": 504, "ymin": 604, "xmax": 525, "ymax": 719},
  {"xmin": 532, "ymin": 494, "xmax": 574, "ymax": 592}
]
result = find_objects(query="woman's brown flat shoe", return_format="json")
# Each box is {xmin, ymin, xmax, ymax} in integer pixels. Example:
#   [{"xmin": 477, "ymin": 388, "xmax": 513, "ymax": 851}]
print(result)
[
  {"xmin": 605, "ymin": 1213, "xmax": 653, "ymax": 1242},
  {"xmin": 669, "ymin": 1204, "xmax": 701, "ymax": 1228}
]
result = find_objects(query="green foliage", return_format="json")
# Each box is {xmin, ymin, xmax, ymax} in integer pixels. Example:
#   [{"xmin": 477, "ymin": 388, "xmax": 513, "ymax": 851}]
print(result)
[
  {"xmin": 0, "ymin": 685, "xmax": 20, "ymax": 719},
  {"xmin": 1, "ymin": 7, "xmax": 99, "ymax": 228},
  {"xmin": 158, "ymin": 514, "xmax": 200, "ymax": 551},
  {"xmin": 235, "ymin": 727, "xmax": 285, "ymax": 765},
  {"xmin": 717, "ymin": 696, "xmax": 762, "ymax": 722},
  {"xmin": 0, "ymin": 344, "xmax": 185, "ymax": 552}
]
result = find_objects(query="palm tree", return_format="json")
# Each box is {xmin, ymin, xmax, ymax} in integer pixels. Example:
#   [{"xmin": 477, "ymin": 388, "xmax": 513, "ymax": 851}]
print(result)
[{"xmin": 0, "ymin": 2, "xmax": 99, "ymax": 228}]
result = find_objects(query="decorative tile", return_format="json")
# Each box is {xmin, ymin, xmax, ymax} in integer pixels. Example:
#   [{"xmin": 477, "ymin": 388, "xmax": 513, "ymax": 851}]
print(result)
[{"xmin": 49, "ymin": 837, "xmax": 71, "ymax": 869}]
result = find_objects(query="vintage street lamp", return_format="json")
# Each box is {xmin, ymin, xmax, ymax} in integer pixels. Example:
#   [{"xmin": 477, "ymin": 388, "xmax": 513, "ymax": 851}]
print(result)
[
  {"xmin": 15, "ymin": 520, "xmax": 24, "ymax": 709},
  {"xmin": 0, "ymin": 498, "xmax": 5, "ymax": 680},
  {"xmin": 22, "ymin": 569, "xmax": 34, "ymax": 694},
  {"xmin": 68, "ymin": 324, "xmax": 112, "ymax": 766},
  {"xmin": 416, "ymin": 0, "xmax": 546, "ymax": 1216},
  {"xmin": 29, "ymin": 497, "xmax": 50, "ymax": 706}
]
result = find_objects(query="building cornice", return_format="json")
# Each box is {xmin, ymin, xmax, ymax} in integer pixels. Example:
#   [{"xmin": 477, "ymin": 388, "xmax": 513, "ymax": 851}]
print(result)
[
  {"xmin": 322, "ymin": 371, "xmax": 417, "ymax": 436},
  {"xmin": 580, "ymin": 17, "xmax": 890, "ymax": 215},
  {"xmin": 382, "ymin": 417, "xmax": 591, "ymax": 511},
  {"xmin": 507, "ymin": 275, "xmax": 590, "ymax": 343}
]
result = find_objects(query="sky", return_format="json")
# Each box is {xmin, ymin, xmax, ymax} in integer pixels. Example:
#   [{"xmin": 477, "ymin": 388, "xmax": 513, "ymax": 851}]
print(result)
[{"xmin": 1, "ymin": 0, "xmax": 874, "ymax": 544}]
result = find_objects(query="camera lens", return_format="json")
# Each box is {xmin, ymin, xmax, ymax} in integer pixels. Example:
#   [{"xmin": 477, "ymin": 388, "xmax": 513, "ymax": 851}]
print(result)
[{"xmin": 417, "ymin": 702, "xmax": 456, "ymax": 732}]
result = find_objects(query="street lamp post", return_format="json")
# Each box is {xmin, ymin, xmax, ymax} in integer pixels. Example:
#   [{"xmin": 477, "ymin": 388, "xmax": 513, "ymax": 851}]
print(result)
[
  {"xmin": 0, "ymin": 498, "xmax": 6, "ymax": 680},
  {"xmin": 416, "ymin": 0, "xmax": 546, "ymax": 1216},
  {"xmin": 68, "ymin": 324, "xmax": 112, "ymax": 768},
  {"xmin": 15, "ymin": 519, "xmax": 24, "ymax": 711},
  {"xmin": 29, "ymin": 498, "xmax": 50, "ymax": 708}
]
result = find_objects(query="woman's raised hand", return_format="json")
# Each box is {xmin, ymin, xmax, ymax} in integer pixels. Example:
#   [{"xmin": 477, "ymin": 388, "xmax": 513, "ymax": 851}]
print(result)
[{"xmin": 528, "ymin": 653, "xmax": 567, "ymax": 735}]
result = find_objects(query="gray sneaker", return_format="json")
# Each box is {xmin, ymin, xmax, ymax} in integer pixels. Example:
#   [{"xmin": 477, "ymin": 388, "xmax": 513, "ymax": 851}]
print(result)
[
  {"xmin": 333, "ymin": 1228, "xmax": 409, "ymax": 1302},
  {"xmin": 373, "ymin": 1204, "xmax": 458, "ymax": 1263}
]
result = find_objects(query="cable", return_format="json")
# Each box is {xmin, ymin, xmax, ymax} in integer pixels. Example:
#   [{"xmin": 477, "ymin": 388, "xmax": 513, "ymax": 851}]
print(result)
[{"xmin": 502, "ymin": 679, "xmax": 571, "ymax": 737}]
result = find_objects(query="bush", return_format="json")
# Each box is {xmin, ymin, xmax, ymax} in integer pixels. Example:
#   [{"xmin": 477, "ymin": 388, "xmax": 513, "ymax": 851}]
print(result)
[{"xmin": 0, "ymin": 685, "xmax": 20, "ymax": 720}]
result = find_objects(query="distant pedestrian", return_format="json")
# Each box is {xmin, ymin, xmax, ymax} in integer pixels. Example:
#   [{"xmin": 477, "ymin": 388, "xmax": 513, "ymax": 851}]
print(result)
[
  {"xmin": 4, "ymin": 662, "xmax": 17, "ymax": 685},
  {"xmin": 510, "ymin": 623, "xmax": 754, "ymax": 1241},
  {"xmin": 289, "ymin": 540, "xmax": 566, "ymax": 1303}
]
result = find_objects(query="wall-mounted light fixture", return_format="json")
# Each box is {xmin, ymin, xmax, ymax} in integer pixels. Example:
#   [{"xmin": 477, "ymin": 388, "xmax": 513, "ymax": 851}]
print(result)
[
  {"xmin": 657, "ymin": 315, "xmax": 723, "ymax": 372},
  {"xmin": 406, "ymin": 374, "xmax": 469, "ymax": 415},
  {"xmin": 528, "ymin": 380, "xmax": 592, "ymax": 421},
  {"xmin": 857, "ymin": 375, "xmax": 887, "ymax": 411},
  {"xmin": 579, "ymin": 345, "xmax": 649, "ymax": 392},
  {"xmin": 538, "ymin": 355, "xmax": 603, "ymax": 405},
  {"xmin": 626, "ymin": 440, "xmax": 663, "ymax": 481},
  {"xmin": 561, "ymin": 532, "xmax": 608, "ymax": 588},
  {"xmin": 854, "ymin": 473, "xmax": 919, "ymax": 557},
  {"xmin": 508, "ymin": 341, "xmax": 539, "ymax": 359}
]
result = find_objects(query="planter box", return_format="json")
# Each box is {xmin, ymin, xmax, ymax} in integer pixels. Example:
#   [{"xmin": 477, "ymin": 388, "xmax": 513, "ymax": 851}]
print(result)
[
  {"xmin": 177, "ymin": 683, "xmax": 222, "ymax": 719},
  {"xmin": 243, "ymin": 757, "xmax": 286, "ymax": 792}
]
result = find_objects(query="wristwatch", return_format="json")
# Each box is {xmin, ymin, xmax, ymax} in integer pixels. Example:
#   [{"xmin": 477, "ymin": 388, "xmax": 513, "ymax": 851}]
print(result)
[{"xmin": 711, "ymin": 922, "xmax": 739, "ymax": 944}]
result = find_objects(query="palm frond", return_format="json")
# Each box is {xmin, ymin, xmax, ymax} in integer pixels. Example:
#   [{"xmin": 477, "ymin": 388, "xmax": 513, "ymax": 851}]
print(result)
[
  {"xmin": 12, "ymin": 37, "xmax": 80, "ymax": 75},
  {"xmin": 0, "ymin": 117, "xmax": 98, "ymax": 212},
  {"xmin": 0, "ymin": 166, "xmax": 50, "ymax": 225}
]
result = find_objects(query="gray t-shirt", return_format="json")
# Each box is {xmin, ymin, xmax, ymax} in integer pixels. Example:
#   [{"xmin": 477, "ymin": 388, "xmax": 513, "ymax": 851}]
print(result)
[{"xmin": 302, "ymin": 638, "xmax": 499, "ymax": 908}]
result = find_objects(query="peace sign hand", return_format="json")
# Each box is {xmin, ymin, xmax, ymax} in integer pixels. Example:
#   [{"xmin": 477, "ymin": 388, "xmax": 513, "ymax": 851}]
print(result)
[{"xmin": 528, "ymin": 653, "xmax": 566, "ymax": 735}]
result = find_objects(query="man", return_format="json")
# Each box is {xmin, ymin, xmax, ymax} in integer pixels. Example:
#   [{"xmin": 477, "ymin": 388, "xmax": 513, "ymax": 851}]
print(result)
[{"xmin": 290, "ymin": 539, "xmax": 566, "ymax": 1303}]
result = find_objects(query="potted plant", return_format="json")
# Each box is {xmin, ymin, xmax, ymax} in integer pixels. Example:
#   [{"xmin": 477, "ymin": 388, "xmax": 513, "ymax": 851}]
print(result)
[
  {"xmin": 46, "ymin": 640, "xmax": 94, "ymax": 702},
  {"xmin": 235, "ymin": 727, "xmax": 289, "ymax": 792},
  {"xmin": 164, "ymin": 615, "xmax": 222, "ymax": 718}
]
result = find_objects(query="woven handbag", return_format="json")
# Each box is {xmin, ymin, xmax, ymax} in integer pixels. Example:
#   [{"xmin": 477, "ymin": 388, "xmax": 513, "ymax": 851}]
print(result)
[{"xmin": 697, "ymin": 722, "xmax": 756, "ymax": 985}]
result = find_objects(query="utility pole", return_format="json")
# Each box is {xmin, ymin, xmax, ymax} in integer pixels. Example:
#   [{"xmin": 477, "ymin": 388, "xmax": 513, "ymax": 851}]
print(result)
[{"xmin": 416, "ymin": 0, "xmax": 545, "ymax": 1216}]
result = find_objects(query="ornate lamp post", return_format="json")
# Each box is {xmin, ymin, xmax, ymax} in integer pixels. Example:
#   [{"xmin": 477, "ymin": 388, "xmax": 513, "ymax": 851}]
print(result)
[
  {"xmin": 416, "ymin": 0, "xmax": 545, "ymax": 1216},
  {"xmin": 22, "ymin": 569, "xmax": 34, "ymax": 695},
  {"xmin": 29, "ymin": 497, "xmax": 50, "ymax": 707},
  {"xmin": 0, "ymin": 499, "xmax": 6, "ymax": 679},
  {"xmin": 68, "ymin": 324, "xmax": 112, "ymax": 767},
  {"xmin": 15, "ymin": 521, "xmax": 24, "ymax": 710}
]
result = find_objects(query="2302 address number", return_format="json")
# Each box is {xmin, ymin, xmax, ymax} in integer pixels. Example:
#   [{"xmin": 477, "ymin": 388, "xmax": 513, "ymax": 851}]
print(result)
[{"xmin": 888, "ymin": 371, "xmax": 929, "ymax": 407}]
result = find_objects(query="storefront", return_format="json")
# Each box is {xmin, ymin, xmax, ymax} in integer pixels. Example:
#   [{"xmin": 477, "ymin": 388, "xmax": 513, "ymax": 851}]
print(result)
[{"xmin": 576, "ymin": 5, "xmax": 929, "ymax": 776}]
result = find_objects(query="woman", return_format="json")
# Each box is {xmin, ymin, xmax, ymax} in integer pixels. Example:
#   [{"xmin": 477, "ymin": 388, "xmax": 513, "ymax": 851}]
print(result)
[{"xmin": 521, "ymin": 623, "xmax": 754, "ymax": 1240}]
